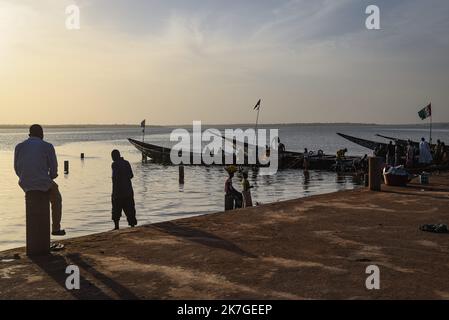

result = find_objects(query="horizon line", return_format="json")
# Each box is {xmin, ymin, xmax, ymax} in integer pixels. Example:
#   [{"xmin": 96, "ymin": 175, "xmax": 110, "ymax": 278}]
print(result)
[{"xmin": 0, "ymin": 122, "xmax": 448, "ymax": 128}]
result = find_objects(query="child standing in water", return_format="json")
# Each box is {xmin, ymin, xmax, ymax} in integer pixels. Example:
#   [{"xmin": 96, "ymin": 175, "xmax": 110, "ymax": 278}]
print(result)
[
  {"xmin": 241, "ymin": 171, "xmax": 253, "ymax": 208},
  {"xmin": 224, "ymin": 166, "xmax": 243, "ymax": 210}
]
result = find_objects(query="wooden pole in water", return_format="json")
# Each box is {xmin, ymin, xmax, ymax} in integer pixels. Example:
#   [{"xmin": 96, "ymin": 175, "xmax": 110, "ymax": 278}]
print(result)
[
  {"xmin": 179, "ymin": 165, "xmax": 184, "ymax": 184},
  {"xmin": 64, "ymin": 160, "xmax": 69, "ymax": 174},
  {"xmin": 80, "ymin": 153, "xmax": 84, "ymax": 159},
  {"xmin": 368, "ymin": 157, "xmax": 382, "ymax": 191}
]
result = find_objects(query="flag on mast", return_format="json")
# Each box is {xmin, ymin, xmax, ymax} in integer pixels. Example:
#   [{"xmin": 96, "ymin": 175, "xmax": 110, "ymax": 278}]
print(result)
[
  {"xmin": 254, "ymin": 99, "xmax": 261, "ymax": 111},
  {"xmin": 140, "ymin": 119, "xmax": 146, "ymax": 143},
  {"xmin": 418, "ymin": 103, "xmax": 432, "ymax": 120}
]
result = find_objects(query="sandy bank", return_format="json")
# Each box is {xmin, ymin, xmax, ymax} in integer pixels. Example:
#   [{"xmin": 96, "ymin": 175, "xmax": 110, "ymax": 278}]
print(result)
[{"xmin": 1, "ymin": 173, "xmax": 449, "ymax": 300}]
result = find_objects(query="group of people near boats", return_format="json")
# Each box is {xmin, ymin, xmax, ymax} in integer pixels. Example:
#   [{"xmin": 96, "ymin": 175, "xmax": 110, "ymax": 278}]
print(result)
[
  {"xmin": 374, "ymin": 138, "xmax": 449, "ymax": 168},
  {"xmin": 334, "ymin": 137, "xmax": 449, "ymax": 173},
  {"xmin": 224, "ymin": 165, "xmax": 253, "ymax": 210}
]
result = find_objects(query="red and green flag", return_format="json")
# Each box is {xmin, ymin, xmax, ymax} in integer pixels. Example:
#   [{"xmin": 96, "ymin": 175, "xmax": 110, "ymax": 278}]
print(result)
[{"xmin": 418, "ymin": 103, "xmax": 432, "ymax": 120}]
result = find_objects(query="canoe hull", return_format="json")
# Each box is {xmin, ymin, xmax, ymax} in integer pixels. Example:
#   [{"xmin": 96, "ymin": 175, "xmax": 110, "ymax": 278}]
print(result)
[
  {"xmin": 337, "ymin": 133, "xmax": 385, "ymax": 151},
  {"xmin": 128, "ymin": 138, "xmax": 361, "ymax": 171}
]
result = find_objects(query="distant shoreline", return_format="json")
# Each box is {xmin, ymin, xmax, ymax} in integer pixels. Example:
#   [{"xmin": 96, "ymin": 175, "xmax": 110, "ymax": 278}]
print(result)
[{"xmin": 1, "ymin": 122, "xmax": 449, "ymax": 129}]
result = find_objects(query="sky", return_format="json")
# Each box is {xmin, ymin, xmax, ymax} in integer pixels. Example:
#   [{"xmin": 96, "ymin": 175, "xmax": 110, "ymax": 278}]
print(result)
[{"xmin": 0, "ymin": 0, "xmax": 448, "ymax": 125}]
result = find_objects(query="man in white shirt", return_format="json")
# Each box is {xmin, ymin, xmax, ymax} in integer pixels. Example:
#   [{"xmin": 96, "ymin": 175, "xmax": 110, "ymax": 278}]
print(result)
[
  {"xmin": 14, "ymin": 125, "xmax": 65, "ymax": 254},
  {"xmin": 419, "ymin": 137, "xmax": 433, "ymax": 165}
]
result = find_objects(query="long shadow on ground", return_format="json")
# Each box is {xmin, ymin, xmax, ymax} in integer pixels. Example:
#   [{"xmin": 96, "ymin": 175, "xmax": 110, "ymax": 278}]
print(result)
[
  {"xmin": 31, "ymin": 253, "xmax": 139, "ymax": 300},
  {"xmin": 151, "ymin": 221, "xmax": 257, "ymax": 258}
]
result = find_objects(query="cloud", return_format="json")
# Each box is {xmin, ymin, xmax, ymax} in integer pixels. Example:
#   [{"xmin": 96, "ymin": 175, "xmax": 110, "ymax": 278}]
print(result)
[{"xmin": 0, "ymin": 0, "xmax": 448, "ymax": 124}]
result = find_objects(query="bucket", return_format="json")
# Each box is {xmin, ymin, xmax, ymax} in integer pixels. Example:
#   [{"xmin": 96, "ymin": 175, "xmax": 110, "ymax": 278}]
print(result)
[{"xmin": 419, "ymin": 172, "xmax": 430, "ymax": 185}]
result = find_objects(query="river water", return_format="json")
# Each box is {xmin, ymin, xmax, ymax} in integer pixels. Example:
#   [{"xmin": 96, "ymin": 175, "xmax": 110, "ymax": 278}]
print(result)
[{"xmin": 1, "ymin": 124, "xmax": 448, "ymax": 251}]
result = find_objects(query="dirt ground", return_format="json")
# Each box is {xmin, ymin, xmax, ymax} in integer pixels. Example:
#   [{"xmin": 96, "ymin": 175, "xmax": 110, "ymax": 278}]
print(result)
[{"xmin": 1, "ymin": 173, "xmax": 449, "ymax": 300}]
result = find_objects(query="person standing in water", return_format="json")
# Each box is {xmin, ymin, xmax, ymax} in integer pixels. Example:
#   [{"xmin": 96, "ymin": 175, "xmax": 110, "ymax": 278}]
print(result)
[
  {"xmin": 335, "ymin": 148, "xmax": 347, "ymax": 171},
  {"xmin": 278, "ymin": 137, "xmax": 286, "ymax": 154},
  {"xmin": 241, "ymin": 171, "xmax": 253, "ymax": 208},
  {"xmin": 303, "ymin": 148, "xmax": 310, "ymax": 171},
  {"xmin": 224, "ymin": 166, "xmax": 242, "ymax": 210},
  {"xmin": 111, "ymin": 150, "xmax": 137, "ymax": 230},
  {"xmin": 14, "ymin": 124, "xmax": 66, "ymax": 238}
]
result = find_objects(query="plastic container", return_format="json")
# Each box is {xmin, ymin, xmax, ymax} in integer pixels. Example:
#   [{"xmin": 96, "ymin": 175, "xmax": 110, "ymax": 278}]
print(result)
[{"xmin": 419, "ymin": 172, "xmax": 430, "ymax": 185}]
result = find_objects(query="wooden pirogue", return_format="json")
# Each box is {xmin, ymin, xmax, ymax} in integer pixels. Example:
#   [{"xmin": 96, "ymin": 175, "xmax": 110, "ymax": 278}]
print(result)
[{"xmin": 128, "ymin": 138, "xmax": 361, "ymax": 171}]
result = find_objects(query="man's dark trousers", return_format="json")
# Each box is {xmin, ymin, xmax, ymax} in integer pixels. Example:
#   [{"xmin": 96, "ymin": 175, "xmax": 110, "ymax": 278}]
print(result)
[
  {"xmin": 112, "ymin": 196, "xmax": 137, "ymax": 226},
  {"xmin": 26, "ymin": 191, "xmax": 50, "ymax": 256}
]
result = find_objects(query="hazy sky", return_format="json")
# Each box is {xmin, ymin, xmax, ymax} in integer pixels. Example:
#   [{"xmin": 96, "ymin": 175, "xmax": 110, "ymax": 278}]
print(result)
[{"xmin": 1, "ymin": 0, "xmax": 448, "ymax": 125}]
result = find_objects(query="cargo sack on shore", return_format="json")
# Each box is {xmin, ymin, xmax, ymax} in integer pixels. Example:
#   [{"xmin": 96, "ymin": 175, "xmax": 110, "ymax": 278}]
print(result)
[{"xmin": 419, "ymin": 224, "xmax": 449, "ymax": 234}]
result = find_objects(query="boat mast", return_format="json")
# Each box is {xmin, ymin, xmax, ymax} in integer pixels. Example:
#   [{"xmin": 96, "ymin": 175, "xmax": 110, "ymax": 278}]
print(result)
[
  {"xmin": 429, "ymin": 105, "xmax": 433, "ymax": 144},
  {"xmin": 254, "ymin": 99, "xmax": 261, "ymax": 164},
  {"xmin": 254, "ymin": 99, "xmax": 261, "ymax": 145}
]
